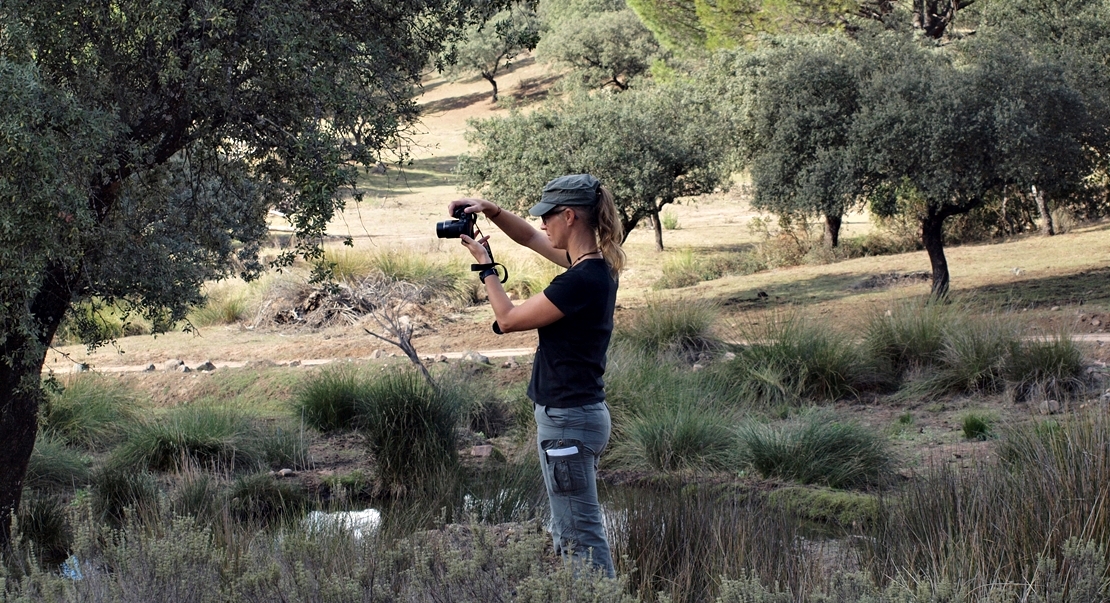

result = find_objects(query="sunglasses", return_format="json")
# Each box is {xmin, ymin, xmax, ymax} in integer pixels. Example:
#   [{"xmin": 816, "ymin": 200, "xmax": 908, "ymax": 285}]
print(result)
[{"xmin": 541, "ymin": 206, "xmax": 570, "ymax": 224}]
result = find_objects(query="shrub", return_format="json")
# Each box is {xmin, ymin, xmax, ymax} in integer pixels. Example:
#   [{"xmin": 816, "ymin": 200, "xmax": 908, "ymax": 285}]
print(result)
[
  {"xmin": 355, "ymin": 370, "xmax": 461, "ymax": 496},
  {"xmin": 16, "ymin": 495, "xmax": 73, "ymax": 566},
  {"xmin": 170, "ymin": 470, "xmax": 222, "ymax": 520},
  {"xmin": 930, "ymin": 316, "xmax": 1016, "ymax": 394},
  {"xmin": 91, "ymin": 464, "xmax": 161, "ymax": 526},
  {"xmin": 257, "ymin": 423, "xmax": 314, "ymax": 470},
  {"xmin": 613, "ymin": 404, "xmax": 738, "ymax": 471},
  {"xmin": 227, "ymin": 472, "xmax": 308, "ymax": 526},
  {"xmin": 961, "ymin": 411, "xmax": 996, "ymax": 440},
  {"xmin": 604, "ymin": 346, "xmax": 725, "ymax": 423},
  {"xmin": 614, "ymin": 297, "xmax": 719, "ymax": 359},
  {"xmin": 719, "ymin": 317, "xmax": 863, "ymax": 406},
  {"xmin": 1005, "ymin": 335, "xmax": 1085, "ymax": 401},
  {"xmin": 25, "ymin": 435, "xmax": 91, "ymax": 493},
  {"xmin": 661, "ymin": 210, "xmax": 680, "ymax": 230},
  {"xmin": 41, "ymin": 374, "xmax": 138, "ymax": 449},
  {"xmin": 189, "ymin": 284, "xmax": 251, "ymax": 326},
  {"xmin": 863, "ymin": 300, "xmax": 949, "ymax": 379},
  {"xmin": 113, "ymin": 405, "xmax": 264, "ymax": 472},
  {"xmin": 738, "ymin": 413, "xmax": 892, "ymax": 489},
  {"xmin": 294, "ymin": 365, "xmax": 366, "ymax": 431},
  {"xmin": 654, "ymin": 249, "xmax": 722, "ymax": 290}
]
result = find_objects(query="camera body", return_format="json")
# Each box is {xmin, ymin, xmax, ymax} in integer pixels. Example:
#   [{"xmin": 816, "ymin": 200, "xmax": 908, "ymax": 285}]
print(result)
[{"xmin": 436, "ymin": 207, "xmax": 476, "ymax": 239}]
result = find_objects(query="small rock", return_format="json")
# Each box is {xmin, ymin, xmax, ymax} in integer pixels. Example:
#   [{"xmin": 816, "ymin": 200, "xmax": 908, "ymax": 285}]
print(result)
[
  {"xmin": 177, "ymin": 365, "xmax": 192, "ymax": 373},
  {"xmin": 501, "ymin": 357, "xmax": 520, "ymax": 369},
  {"xmin": 435, "ymin": 354, "xmax": 448, "ymax": 363},
  {"xmin": 691, "ymin": 364, "xmax": 704, "ymax": 372},
  {"xmin": 1093, "ymin": 319, "xmax": 1103, "ymax": 327},
  {"xmin": 462, "ymin": 351, "xmax": 490, "ymax": 365},
  {"xmin": 196, "ymin": 361, "xmax": 216, "ymax": 372},
  {"xmin": 1039, "ymin": 399, "xmax": 1061, "ymax": 415},
  {"xmin": 73, "ymin": 363, "xmax": 90, "ymax": 373},
  {"xmin": 370, "ymin": 350, "xmax": 384, "ymax": 359},
  {"xmin": 723, "ymin": 352, "xmax": 736, "ymax": 361},
  {"xmin": 287, "ymin": 360, "xmax": 301, "ymax": 367},
  {"xmin": 163, "ymin": 359, "xmax": 184, "ymax": 371},
  {"xmin": 143, "ymin": 364, "xmax": 156, "ymax": 372},
  {"xmin": 471, "ymin": 445, "xmax": 494, "ymax": 458},
  {"xmin": 277, "ymin": 468, "xmax": 296, "ymax": 478},
  {"xmin": 1050, "ymin": 305, "xmax": 1061, "ymax": 311}
]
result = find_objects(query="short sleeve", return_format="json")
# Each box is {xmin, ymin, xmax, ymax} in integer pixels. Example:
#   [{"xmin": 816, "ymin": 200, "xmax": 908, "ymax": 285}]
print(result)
[{"xmin": 543, "ymin": 269, "xmax": 595, "ymax": 317}]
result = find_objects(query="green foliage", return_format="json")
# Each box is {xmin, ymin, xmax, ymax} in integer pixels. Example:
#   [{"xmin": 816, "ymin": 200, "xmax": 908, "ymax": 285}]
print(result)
[
  {"xmin": 660, "ymin": 210, "xmax": 680, "ymax": 230},
  {"xmin": 961, "ymin": 411, "xmax": 996, "ymax": 441},
  {"xmin": 458, "ymin": 83, "xmax": 733, "ymax": 248},
  {"xmin": 227, "ymin": 473, "xmax": 309, "ymax": 526},
  {"xmin": 15, "ymin": 495, "xmax": 73, "ymax": 566},
  {"xmin": 170, "ymin": 470, "xmax": 222, "ymax": 520},
  {"xmin": 445, "ymin": 4, "xmax": 543, "ymax": 101},
  {"xmin": 719, "ymin": 317, "xmax": 863, "ymax": 406},
  {"xmin": 536, "ymin": 5, "xmax": 661, "ymax": 90},
  {"xmin": 654, "ymin": 249, "xmax": 723, "ymax": 290},
  {"xmin": 112, "ymin": 406, "xmax": 266, "ymax": 472},
  {"xmin": 765, "ymin": 486, "xmax": 879, "ymax": 527},
  {"xmin": 738, "ymin": 413, "xmax": 892, "ymax": 488},
  {"xmin": 295, "ymin": 366, "xmax": 367, "ymax": 432},
  {"xmin": 40, "ymin": 375, "xmax": 138, "ymax": 450},
  {"xmin": 188, "ymin": 285, "xmax": 250, "ymax": 327},
  {"xmin": 24, "ymin": 435, "xmax": 91, "ymax": 493},
  {"xmin": 1005, "ymin": 335, "xmax": 1086, "ymax": 401},
  {"xmin": 613, "ymin": 297, "xmax": 719, "ymax": 358},
  {"xmin": 614, "ymin": 404, "xmax": 739, "ymax": 471},
  {"xmin": 354, "ymin": 370, "xmax": 462, "ymax": 497},
  {"xmin": 863, "ymin": 300, "xmax": 950, "ymax": 380},
  {"xmin": 91, "ymin": 464, "xmax": 161, "ymax": 526},
  {"xmin": 928, "ymin": 316, "xmax": 1016, "ymax": 394}
]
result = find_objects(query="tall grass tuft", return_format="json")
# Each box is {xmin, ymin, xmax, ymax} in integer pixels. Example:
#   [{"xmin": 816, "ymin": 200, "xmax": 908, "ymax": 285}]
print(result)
[
  {"xmin": 864, "ymin": 411, "xmax": 1110, "ymax": 594},
  {"xmin": 961, "ymin": 410, "xmax": 996, "ymax": 440},
  {"xmin": 91, "ymin": 464, "xmax": 161, "ymax": 526},
  {"xmin": 863, "ymin": 300, "xmax": 949, "ymax": 380},
  {"xmin": 16, "ymin": 495, "xmax": 73, "ymax": 566},
  {"xmin": 612, "ymin": 404, "xmax": 739, "ymax": 472},
  {"xmin": 189, "ymin": 284, "xmax": 251, "ymax": 326},
  {"xmin": 719, "ymin": 317, "xmax": 864, "ymax": 406},
  {"xmin": 500, "ymin": 254, "xmax": 562, "ymax": 299},
  {"xmin": 113, "ymin": 406, "xmax": 264, "ymax": 472},
  {"xmin": 354, "ymin": 370, "xmax": 461, "ymax": 497},
  {"xmin": 41, "ymin": 375, "xmax": 138, "ymax": 449},
  {"xmin": 614, "ymin": 297, "xmax": 719, "ymax": 359},
  {"xmin": 227, "ymin": 472, "xmax": 309, "ymax": 526},
  {"xmin": 294, "ymin": 365, "xmax": 366, "ymax": 432},
  {"xmin": 654, "ymin": 249, "xmax": 721, "ymax": 290},
  {"xmin": 25, "ymin": 434, "xmax": 91, "ymax": 493},
  {"xmin": 1005, "ymin": 334, "xmax": 1086, "ymax": 401},
  {"xmin": 928, "ymin": 315, "xmax": 1016, "ymax": 394},
  {"xmin": 738, "ymin": 412, "xmax": 893, "ymax": 489}
]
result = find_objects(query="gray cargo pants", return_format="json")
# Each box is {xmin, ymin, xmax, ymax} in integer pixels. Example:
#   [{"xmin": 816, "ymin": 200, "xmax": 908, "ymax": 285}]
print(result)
[{"xmin": 534, "ymin": 401, "xmax": 614, "ymax": 578}]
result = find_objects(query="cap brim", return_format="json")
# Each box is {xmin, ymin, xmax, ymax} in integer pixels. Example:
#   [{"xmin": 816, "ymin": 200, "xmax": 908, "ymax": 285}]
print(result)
[{"xmin": 528, "ymin": 200, "xmax": 559, "ymax": 217}]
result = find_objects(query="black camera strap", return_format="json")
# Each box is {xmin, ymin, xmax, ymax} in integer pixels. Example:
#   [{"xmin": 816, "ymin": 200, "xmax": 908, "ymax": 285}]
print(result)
[{"xmin": 469, "ymin": 222, "xmax": 509, "ymax": 283}]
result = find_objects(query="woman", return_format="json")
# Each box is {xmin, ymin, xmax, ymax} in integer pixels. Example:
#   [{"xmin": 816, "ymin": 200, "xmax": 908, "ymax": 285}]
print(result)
[{"xmin": 449, "ymin": 174, "xmax": 625, "ymax": 578}]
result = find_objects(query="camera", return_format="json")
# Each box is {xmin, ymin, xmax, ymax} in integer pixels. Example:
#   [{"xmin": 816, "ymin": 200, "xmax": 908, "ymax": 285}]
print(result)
[{"xmin": 436, "ymin": 207, "xmax": 476, "ymax": 239}]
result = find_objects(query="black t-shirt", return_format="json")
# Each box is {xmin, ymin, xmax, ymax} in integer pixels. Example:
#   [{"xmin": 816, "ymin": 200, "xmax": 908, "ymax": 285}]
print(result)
[{"xmin": 527, "ymin": 258, "xmax": 618, "ymax": 408}]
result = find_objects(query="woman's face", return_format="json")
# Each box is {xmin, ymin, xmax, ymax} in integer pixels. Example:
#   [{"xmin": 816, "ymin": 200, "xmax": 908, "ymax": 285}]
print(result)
[{"xmin": 540, "ymin": 206, "xmax": 571, "ymax": 249}]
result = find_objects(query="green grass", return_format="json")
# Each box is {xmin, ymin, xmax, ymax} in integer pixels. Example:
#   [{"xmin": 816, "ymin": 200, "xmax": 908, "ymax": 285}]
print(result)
[
  {"xmin": 91, "ymin": 464, "xmax": 161, "ymax": 526},
  {"xmin": 25, "ymin": 434, "xmax": 91, "ymax": 493},
  {"xmin": 16, "ymin": 495, "xmax": 73, "ymax": 566},
  {"xmin": 227, "ymin": 472, "xmax": 309, "ymax": 526},
  {"xmin": 1005, "ymin": 334, "xmax": 1086, "ymax": 401},
  {"xmin": 661, "ymin": 210, "xmax": 680, "ymax": 230},
  {"xmin": 654, "ymin": 249, "xmax": 722, "ymax": 290},
  {"xmin": 862, "ymin": 299, "xmax": 950, "ymax": 381},
  {"xmin": 294, "ymin": 365, "xmax": 367, "ymax": 432},
  {"xmin": 354, "ymin": 369, "xmax": 462, "ymax": 497},
  {"xmin": 41, "ymin": 374, "xmax": 138, "ymax": 449},
  {"xmin": 961, "ymin": 411, "xmax": 996, "ymax": 440},
  {"xmin": 738, "ymin": 412, "xmax": 893, "ymax": 489},
  {"xmin": 112, "ymin": 406, "xmax": 266, "ymax": 472},
  {"xmin": 612, "ymin": 404, "xmax": 739, "ymax": 472},
  {"xmin": 189, "ymin": 285, "xmax": 251, "ymax": 326},
  {"xmin": 614, "ymin": 296, "xmax": 719, "ymax": 359},
  {"xmin": 718, "ymin": 316, "xmax": 865, "ymax": 406}
]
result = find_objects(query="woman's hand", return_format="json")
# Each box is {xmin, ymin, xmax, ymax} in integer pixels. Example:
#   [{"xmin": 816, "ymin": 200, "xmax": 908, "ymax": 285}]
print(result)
[
  {"xmin": 448, "ymin": 197, "xmax": 499, "ymax": 218},
  {"xmin": 459, "ymin": 233, "xmax": 493, "ymax": 265}
]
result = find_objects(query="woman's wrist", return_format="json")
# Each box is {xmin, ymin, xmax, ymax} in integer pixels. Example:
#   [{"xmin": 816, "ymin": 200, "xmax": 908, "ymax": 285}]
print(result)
[{"xmin": 486, "ymin": 205, "xmax": 502, "ymax": 219}]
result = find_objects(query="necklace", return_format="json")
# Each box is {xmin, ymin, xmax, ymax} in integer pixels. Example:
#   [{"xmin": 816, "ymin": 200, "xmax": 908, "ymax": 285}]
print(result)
[{"xmin": 570, "ymin": 249, "xmax": 600, "ymax": 267}]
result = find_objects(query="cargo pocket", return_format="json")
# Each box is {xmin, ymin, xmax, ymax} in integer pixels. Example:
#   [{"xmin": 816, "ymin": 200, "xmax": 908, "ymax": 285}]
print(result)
[{"xmin": 541, "ymin": 439, "xmax": 591, "ymax": 495}]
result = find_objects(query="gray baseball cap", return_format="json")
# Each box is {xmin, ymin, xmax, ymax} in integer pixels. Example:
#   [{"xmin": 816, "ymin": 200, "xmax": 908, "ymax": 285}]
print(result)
[{"xmin": 528, "ymin": 174, "xmax": 601, "ymax": 216}]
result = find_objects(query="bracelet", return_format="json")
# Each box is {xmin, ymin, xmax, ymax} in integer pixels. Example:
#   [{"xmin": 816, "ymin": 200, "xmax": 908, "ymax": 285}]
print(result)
[
  {"xmin": 478, "ymin": 267, "xmax": 499, "ymax": 282},
  {"xmin": 489, "ymin": 206, "xmax": 502, "ymax": 219}
]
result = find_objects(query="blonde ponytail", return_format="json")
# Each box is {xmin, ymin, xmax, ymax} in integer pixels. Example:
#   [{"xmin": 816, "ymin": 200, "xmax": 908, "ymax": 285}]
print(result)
[{"xmin": 594, "ymin": 186, "xmax": 626, "ymax": 277}]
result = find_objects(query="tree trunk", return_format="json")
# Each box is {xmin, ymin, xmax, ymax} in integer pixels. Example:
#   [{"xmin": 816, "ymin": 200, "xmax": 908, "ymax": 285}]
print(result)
[
  {"xmin": 921, "ymin": 214, "xmax": 950, "ymax": 299},
  {"xmin": 0, "ymin": 265, "xmax": 73, "ymax": 552},
  {"xmin": 651, "ymin": 207, "xmax": 664, "ymax": 251},
  {"xmin": 483, "ymin": 73, "xmax": 499, "ymax": 102},
  {"xmin": 1032, "ymin": 185, "xmax": 1054, "ymax": 236},
  {"xmin": 824, "ymin": 214, "xmax": 842, "ymax": 248}
]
